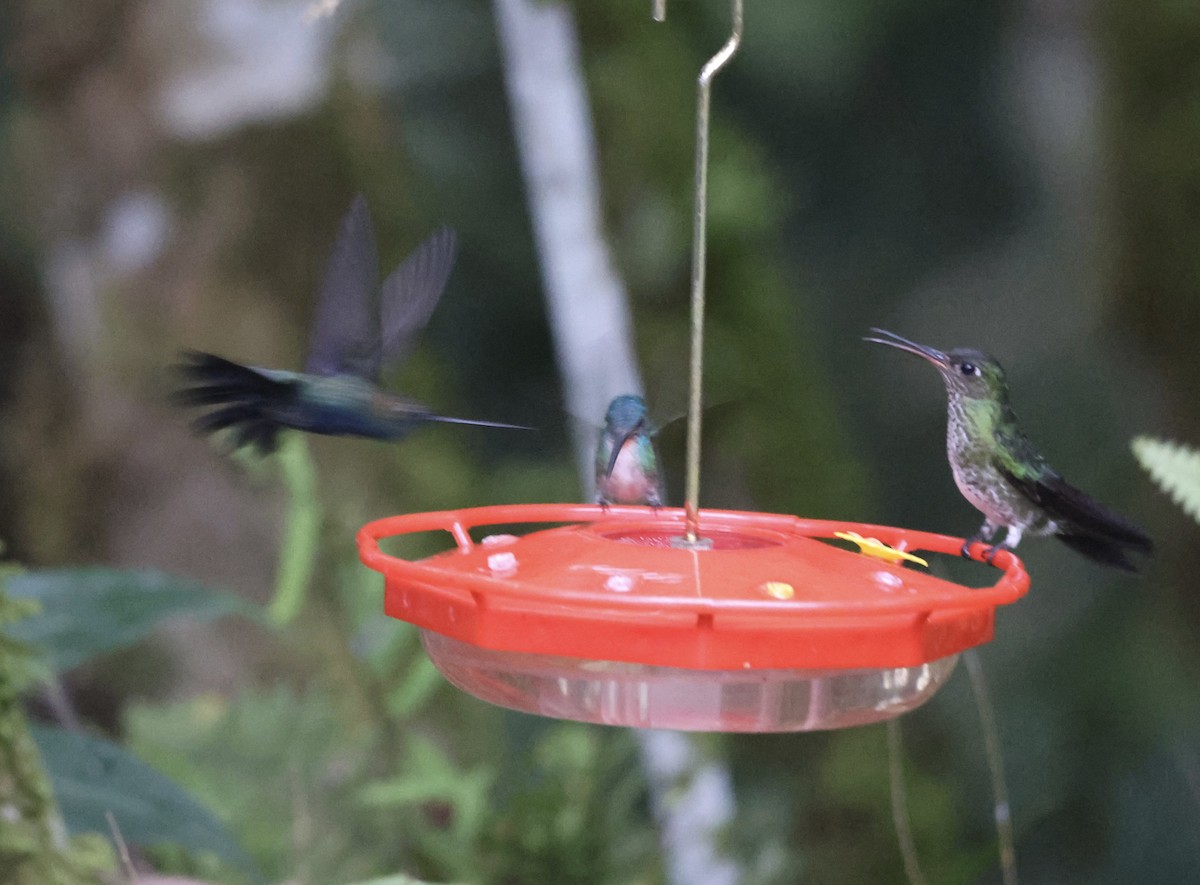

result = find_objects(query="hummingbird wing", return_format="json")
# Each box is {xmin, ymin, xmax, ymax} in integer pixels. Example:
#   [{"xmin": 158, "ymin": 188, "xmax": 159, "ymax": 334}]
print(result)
[
  {"xmin": 1006, "ymin": 468, "xmax": 1154, "ymax": 549},
  {"xmin": 304, "ymin": 195, "xmax": 380, "ymax": 378},
  {"xmin": 994, "ymin": 427, "xmax": 1153, "ymax": 563},
  {"xmin": 374, "ymin": 225, "xmax": 458, "ymax": 376}
]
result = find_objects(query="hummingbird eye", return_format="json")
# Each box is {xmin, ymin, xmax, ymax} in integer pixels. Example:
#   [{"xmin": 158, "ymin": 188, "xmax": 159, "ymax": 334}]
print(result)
[{"xmin": 960, "ymin": 362, "xmax": 978, "ymax": 376}]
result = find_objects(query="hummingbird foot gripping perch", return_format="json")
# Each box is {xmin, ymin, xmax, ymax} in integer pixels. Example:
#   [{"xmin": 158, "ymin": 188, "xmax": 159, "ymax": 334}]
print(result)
[{"xmin": 961, "ymin": 519, "xmax": 1022, "ymax": 565}]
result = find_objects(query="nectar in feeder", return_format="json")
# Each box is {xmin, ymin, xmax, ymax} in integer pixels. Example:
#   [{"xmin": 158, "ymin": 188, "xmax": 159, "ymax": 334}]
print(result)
[{"xmin": 357, "ymin": 504, "xmax": 1029, "ymax": 732}]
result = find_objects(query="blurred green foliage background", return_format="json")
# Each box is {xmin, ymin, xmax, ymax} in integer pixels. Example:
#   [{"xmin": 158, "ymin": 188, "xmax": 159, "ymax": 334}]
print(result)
[{"xmin": 1, "ymin": 0, "xmax": 1199, "ymax": 882}]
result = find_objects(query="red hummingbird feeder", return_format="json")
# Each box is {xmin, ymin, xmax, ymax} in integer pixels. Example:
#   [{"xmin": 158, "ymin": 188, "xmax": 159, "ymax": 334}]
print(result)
[
  {"xmin": 357, "ymin": 0, "xmax": 1030, "ymax": 732},
  {"xmin": 358, "ymin": 505, "xmax": 1027, "ymax": 731}
]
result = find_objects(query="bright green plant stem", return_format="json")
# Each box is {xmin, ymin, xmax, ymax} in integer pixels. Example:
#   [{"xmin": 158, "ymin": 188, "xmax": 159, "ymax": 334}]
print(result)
[
  {"xmin": 265, "ymin": 435, "xmax": 406, "ymax": 769},
  {"xmin": 270, "ymin": 434, "xmax": 322, "ymax": 626}
]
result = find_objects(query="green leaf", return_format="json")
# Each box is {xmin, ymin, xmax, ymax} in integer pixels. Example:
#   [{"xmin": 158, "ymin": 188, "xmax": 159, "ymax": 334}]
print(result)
[
  {"xmin": 359, "ymin": 734, "xmax": 487, "ymax": 810},
  {"xmin": 1132, "ymin": 436, "xmax": 1200, "ymax": 525},
  {"xmin": 125, "ymin": 687, "xmax": 376, "ymax": 882},
  {"xmin": 4, "ymin": 568, "xmax": 255, "ymax": 672},
  {"xmin": 387, "ymin": 653, "xmax": 443, "ymax": 718},
  {"xmin": 30, "ymin": 724, "xmax": 259, "ymax": 880},
  {"xmin": 359, "ymin": 733, "xmax": 495, "ymax": 859}
]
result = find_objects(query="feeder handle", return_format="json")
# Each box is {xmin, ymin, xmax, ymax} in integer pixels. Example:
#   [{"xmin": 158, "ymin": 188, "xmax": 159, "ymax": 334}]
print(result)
[{"xmin": 653, "ymin": 0, "xmax": 744, "ymax": 542}]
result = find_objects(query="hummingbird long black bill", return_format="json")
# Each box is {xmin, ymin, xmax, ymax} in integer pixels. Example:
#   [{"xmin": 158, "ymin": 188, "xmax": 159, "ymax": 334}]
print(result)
[
  {"xmin": 423, "ymin": 415, "xmax": 533, "ymax": 431},
  {"xmin": 863, "ymin": 328, "xmax": 950, "ymax": 367},
  {"xmin": 606, "ymin": 428, "xmax": 641, "ymax": 479}
]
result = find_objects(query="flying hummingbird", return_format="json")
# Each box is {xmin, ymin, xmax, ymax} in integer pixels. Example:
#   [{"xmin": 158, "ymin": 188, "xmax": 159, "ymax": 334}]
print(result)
[
  {"xmin": 865, "ymin": 328, "xmax": 1153, "ymax": 571},
  {"xmin": 595, "ymin": 395, "xmax": 665, "ymax": 507},
  {"xmin": 177, "ymin": 196, "xmax": 526, "ymax": 454}
]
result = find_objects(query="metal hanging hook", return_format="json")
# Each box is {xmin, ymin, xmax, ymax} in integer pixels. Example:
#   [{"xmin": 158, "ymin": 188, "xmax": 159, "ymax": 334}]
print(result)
[{"xmin": 656, "ymin": 0, "xmax": 744, "ymax": 544}]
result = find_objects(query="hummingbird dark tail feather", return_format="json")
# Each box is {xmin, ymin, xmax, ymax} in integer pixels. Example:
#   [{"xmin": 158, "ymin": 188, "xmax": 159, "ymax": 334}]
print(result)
[
  {"xmin": 999, "ymin": 469, "xmax": 1154, "ymax": 571},
  {"xmin": 1036, "ymin": 475, "xmax": 1154, "ymax": 551},
  {"xmin": 175, "ymin": 351, "xmax": 293, "ymax": 454},
  {"xmin": 1055, "ymin": 532, "xmax": 1143, "ymax": 573},
  {"xmin": 1043, "ymin": 478, "xmax": 1153, "ymax": 572}
]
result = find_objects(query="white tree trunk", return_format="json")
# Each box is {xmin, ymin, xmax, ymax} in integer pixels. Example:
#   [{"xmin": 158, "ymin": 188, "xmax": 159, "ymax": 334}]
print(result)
[
  {"xmin": 493, "ymin": 3, "xmax": 741, "ymax": 883},
  {"xmin": 492, "ymin": 0, "xmax": 643, "ymax": 489}
]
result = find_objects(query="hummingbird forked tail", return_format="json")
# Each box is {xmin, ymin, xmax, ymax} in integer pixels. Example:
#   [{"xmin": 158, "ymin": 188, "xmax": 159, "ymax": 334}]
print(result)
[
  {"xmin": 174, "ymin": 351, "xmax": 293, "ymax": 454},
  {"xmin": 1056, "ymin": 532, "xmax": 1147, "ymax": 572}
]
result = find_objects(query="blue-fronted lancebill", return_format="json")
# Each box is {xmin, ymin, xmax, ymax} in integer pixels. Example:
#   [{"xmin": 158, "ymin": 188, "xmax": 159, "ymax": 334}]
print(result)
[
  {"xmin": 865, "ymin": 328, "xmax": 1152, "ymax": 571},
  {"xmin": 594, "ymin": 395, "xmax": 665, "ymax": 508},
  {"xmin": 177, "ymin": 196, "xmax": 527, "ymax": 453}
]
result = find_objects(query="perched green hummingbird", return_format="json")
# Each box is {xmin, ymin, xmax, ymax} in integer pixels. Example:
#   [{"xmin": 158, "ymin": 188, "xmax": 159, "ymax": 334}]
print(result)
[
  {"xmin": 595, "ymin": 395, "xmax": 665, "ymax": 507},
  {"xmin": 177, "ymin": 196, "xmax": 526, "ymax": 453},
  {"xmin": 865, "ymin": 328, "xmax": 1153, "ymax": 571}
]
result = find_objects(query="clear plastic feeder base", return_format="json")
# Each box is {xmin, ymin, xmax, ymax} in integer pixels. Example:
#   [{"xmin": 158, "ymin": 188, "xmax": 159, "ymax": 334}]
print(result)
[{"xmin": 423, "ymin": 631, "xmax": 959, "ymax": 732}]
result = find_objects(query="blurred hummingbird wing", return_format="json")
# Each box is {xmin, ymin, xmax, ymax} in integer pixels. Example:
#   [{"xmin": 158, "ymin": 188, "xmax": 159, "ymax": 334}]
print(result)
[
  {"xmin": 653, "ymin": 398, "xmax": 740, "ymax": 440},
  {"xmin": 376, "ymin": 225, "xmax": 458, "ymax": 374},
  {"xmin": 653, "ymin": 399, "xmax": 737, "ymax": 495},
  {"xmin": 304, "ymin": 195, "xmax": 380, "ymax": 378}
]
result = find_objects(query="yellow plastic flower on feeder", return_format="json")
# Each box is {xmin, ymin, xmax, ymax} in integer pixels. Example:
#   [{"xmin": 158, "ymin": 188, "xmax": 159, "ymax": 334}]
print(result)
[{"xmin": 834, "ymin": 531, "xmax": 928, "ymax": 568}]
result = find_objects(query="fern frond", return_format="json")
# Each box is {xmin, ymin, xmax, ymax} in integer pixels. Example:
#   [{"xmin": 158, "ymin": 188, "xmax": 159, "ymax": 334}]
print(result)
[{"xmin": 1131, "ymin": 436, "xmax": 1200, "ymax": 525}]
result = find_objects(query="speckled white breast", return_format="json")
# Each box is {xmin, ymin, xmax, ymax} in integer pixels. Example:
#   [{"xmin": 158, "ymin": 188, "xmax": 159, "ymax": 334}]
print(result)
[{"xmin": 946, "ymin": 409, "xmax": 1054, "ymax": 536}]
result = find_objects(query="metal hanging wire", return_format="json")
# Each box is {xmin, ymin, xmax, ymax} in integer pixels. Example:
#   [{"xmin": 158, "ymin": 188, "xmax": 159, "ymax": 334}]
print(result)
[{"xmin": 655, "ymin": 0, "xmax": 744, "ymax": 543}]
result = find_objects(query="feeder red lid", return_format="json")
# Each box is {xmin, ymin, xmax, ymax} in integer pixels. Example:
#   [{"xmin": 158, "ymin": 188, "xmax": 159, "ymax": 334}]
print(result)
[{"xmin": 357, "ymin": 504, "xmax": 1028, "ymax": 671}]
